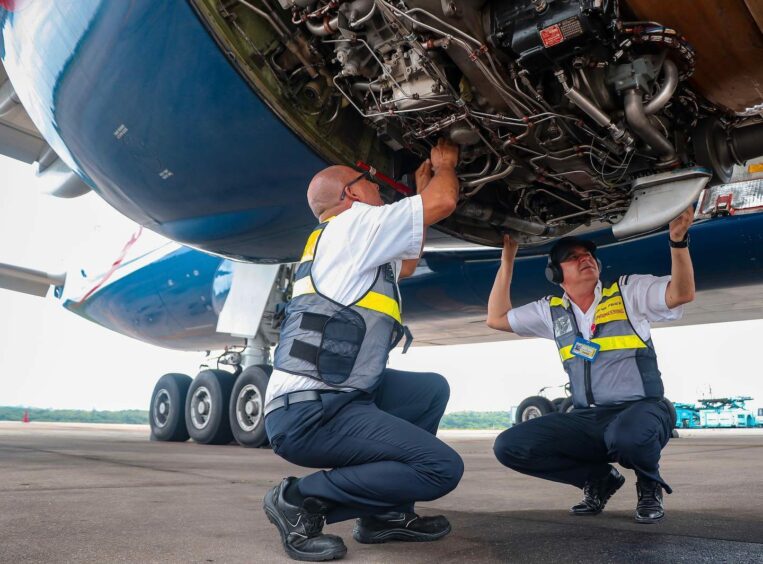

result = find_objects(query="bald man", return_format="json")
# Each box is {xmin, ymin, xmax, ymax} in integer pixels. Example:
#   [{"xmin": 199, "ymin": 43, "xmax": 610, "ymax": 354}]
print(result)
[{"xmin": 262, "ymin": 140, "xmax": 462, "ymax": 561}]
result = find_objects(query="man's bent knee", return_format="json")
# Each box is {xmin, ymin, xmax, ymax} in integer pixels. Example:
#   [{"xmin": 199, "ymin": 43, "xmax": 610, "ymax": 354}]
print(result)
[
  {"xmin": 416, "ymin": 445, "xmax": 464, "ymax": 500},
  {"xmin": 421, "ymin": 371, "xmax": 450, "ymax": 404},
  {"xmin": 493, "ymin": 427, "xmax": 527, "ymax": 469}
]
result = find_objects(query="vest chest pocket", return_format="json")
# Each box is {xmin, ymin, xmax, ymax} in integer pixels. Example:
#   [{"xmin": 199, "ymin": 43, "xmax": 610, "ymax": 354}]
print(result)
[{"xmin": 317, "ymin": 308, "xmax": 367, "ymax": 385}]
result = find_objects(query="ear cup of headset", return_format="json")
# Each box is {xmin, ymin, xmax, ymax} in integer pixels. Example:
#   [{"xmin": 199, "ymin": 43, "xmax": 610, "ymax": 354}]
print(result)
[{"xmin": 545, "ymin": 258, "xmax": 563, "ymax": 284}]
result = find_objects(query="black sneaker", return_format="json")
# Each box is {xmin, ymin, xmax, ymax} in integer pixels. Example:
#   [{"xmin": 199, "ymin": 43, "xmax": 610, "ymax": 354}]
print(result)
[
  {"xmin": 635, "ymin": 479, "xmax": 665, "ymax": 524},
  {"xmin": 570, "ymin": 466, "xmax": 625, "ymax": 516},
  {"xmin": 352, "ymin": 512, "xmax": 451, "ymax": 544},
  {"xmin": 263, "ymin": 477, "xmax": 347, "ymax": 561}
]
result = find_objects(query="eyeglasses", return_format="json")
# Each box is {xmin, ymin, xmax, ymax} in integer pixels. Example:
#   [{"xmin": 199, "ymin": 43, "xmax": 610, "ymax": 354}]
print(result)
[{"xmin": 340, "ymin": 169, "xmax": 377, "ymax": 201}]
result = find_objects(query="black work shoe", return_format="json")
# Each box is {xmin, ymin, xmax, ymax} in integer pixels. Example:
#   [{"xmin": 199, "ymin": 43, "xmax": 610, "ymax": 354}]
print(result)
[
  {"xmin": 263, "ymin": 478, "xmax": 347, "ymax": 561},
  {"xmin": 352, "ymin": 512, "xmax": 451, "ymax": 544},
  {"xmin": 570, "ymin": 467, "xmax": 625, "ymax": 516},
  {"xmin": 635, "ymin": 480, "xmax": 665, "ymax": 524}
]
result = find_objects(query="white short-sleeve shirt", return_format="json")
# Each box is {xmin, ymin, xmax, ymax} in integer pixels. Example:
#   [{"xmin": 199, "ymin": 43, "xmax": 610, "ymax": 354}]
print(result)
[
  {"xmin": 265, "ymin": 196, "xmax": 424, "ymax": 404},
  {"xmin": 507, "ymin": 275, "xmax": 684, "ymax": 342}
]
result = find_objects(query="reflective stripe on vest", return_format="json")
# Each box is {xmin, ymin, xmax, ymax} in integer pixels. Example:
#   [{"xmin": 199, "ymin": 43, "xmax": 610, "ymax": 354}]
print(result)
[
  {"xmin": 559, "ymin": 335, "xmax": 647, "ymax": 361},
  {"xmin": 549, "ymin": 280, "xmax": 663, "ymax": 407},
  {"xmin": 292, "ymin": 224, "xmax": 402, "ymax": 325},
  {"xmin": 273, "ymin": 219, "xmax": 406, "ymax": 392}
]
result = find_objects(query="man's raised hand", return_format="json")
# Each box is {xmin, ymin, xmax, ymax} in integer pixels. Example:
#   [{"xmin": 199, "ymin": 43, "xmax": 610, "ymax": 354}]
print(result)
[
  {"xmin": 430, "ymin": 138, "xmax": 459, "ymax": 171},
  {"xmin": 669, "ymin": 206, "xmax": 694, "ymax": 241},
  {"xmin": 502, "ymin": 234, "xmax": 519, "ymax": 263}
]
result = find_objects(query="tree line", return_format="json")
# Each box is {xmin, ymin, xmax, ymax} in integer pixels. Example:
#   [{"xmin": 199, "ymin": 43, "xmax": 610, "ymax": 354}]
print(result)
[
  {"xmin": 0, "ymin": 406, "xmax": 149, "ymax": 424},
  {"xmin": 1, "ymin": 406, "xmax": 514, "ymax": 429}
]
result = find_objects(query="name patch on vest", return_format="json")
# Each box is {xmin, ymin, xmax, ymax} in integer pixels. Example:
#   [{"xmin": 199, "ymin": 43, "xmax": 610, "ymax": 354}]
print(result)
[
  {"xmin": 594, "ymin": 296, "xmax": 628, "ymax": 325},
  {"xmin": 554, "ymin": 315, "xmax": 574, "ymax": 338}
]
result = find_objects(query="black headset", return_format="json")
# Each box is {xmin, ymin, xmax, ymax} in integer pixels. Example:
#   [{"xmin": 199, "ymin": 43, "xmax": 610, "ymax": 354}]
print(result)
[
  {"xmin": 545, "ymin": 248, "xmax": 602, "ymax": 285},
  {"xmin": 544, "ymin": 258, "xmax": 565, "ymax": 285}
]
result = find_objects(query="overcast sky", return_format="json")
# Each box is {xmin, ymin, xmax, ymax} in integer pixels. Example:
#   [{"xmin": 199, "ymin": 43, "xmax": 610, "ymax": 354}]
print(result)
[{"xmin": 1, "ymin": 154, "xmax": 762, "ymax": 413}]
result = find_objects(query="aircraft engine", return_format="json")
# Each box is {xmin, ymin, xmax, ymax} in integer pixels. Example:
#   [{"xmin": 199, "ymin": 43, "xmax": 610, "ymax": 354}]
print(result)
[{"xmin": 194, "ymin": 0, "xmax": 763, "ymax": 245}]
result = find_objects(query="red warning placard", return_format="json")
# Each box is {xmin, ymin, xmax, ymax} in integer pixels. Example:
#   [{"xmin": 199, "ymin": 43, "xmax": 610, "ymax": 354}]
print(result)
[{"xmin": 540, "ymin": 24, "xmax": 564, "ymax": 47}]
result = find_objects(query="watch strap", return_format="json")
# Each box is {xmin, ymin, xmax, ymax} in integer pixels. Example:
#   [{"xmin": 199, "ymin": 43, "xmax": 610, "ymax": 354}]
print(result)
[{"xmin": 669, "ymin": 233, "xmax": 690, "ymax": 248}]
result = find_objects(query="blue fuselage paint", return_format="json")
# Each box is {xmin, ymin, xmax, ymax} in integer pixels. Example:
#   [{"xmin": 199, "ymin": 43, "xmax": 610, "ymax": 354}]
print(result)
[
  {"xmin": 1, "ymin": 1, "xmax": 322, "ymax": 262},
  {"xmin": 64, "ymin": 213, "xmax": 763, "ymax": 350},
  {"xmin": 3, "ymin": 3, "xmax": 763, "ymax": 350}
]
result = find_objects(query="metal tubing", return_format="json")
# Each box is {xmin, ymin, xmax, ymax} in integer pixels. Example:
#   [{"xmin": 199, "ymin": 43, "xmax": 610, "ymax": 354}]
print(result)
[
  {"xmin": 457, "ymin": 202, "xmax": 557, "ymax": 236},
  {"xmin": 644, "ymin": 59, "xmax": 678, "ymax": 115},
  {"xmin": 306, "ymin": 15, "xmax": 338, "ymax": 36},
  {"xmin": 462, "ymin": 161, "xmax": 515, "ymax": 188},
  {"xmin": 350, "ymin": 2, "xmax": 376, "ymax": 27},
  {"xmin": 556, "ymin": 70, "xmax": 631, "ymax": 145},
  {"xmin": 624, "ymin": 88, "xmax": 677, "ymax": 162},
  {"xmin": 565, "ymin": 87, "xmax": 611, "ymax": 128}
]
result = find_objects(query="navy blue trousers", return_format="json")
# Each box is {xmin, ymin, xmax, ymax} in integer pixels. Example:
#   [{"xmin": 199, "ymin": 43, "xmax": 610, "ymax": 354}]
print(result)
[
  {"xmin": 494, "ymin": 398, "xmax": 673, "ymax": 493},
  {"xmin": 265, "ymin": 369, "xmax": 464, "ymax": 523}
]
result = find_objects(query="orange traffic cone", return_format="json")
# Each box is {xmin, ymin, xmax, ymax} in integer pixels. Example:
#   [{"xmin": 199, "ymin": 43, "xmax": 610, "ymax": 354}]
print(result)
[{"xmin": 22, "ymin": 409, "xmax": 29, "ymax": 423}]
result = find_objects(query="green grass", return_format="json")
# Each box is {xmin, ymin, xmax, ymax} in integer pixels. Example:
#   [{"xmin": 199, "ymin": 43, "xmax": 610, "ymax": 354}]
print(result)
[
  {"xmin": 1, "ymin": 407, "xmax": 513, "ymax": 429},
  {"xmin": 0, "ymin": 406, "xmax": 149, "ymax": 424},
  {"xmin": 439, "ymin": 411, "xmax": 512, "ymax": 430}
]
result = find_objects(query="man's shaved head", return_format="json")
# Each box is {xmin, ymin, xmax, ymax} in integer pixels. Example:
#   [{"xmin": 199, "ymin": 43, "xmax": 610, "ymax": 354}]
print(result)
[{"xmin": 307, "ymin": 165, "xmax": 357, "ymax": 219}]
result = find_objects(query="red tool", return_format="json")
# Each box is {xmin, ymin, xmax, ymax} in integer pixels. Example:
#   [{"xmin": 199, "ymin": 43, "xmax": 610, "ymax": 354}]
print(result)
[{"xmin": 355, "ymin": 160, "xmax": 414, "ymax": 196}]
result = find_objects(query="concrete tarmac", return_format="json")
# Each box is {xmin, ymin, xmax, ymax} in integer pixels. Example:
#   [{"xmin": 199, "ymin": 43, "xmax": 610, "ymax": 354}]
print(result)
[{"xmin": 1, "ymin": 422, "xmax": 761, "ymax": 563}]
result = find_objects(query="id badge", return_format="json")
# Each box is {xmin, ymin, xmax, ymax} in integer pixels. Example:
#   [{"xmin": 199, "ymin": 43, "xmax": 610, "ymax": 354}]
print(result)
[{"xmin": 570, "ymin": 337, "xmax": 600, "ymax": 361}]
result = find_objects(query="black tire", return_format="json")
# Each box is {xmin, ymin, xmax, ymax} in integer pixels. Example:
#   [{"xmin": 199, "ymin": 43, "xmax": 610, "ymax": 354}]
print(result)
[
  {"xmin": 150, "ymin": 373, "xmax": 192, "ymax": 442},
  {"xmin": 661, "ymin": 397, "xmax": 678, "ymax": 429},
  {"xmin": 185, "ymin": 369, "xmax": 236, "ymax": 445},
  {"xmin": 515, "ymin": 396, "xmax": 555, "ymax": 425},
  {"xmin": 229, "ymin": 365, "xmax": 270, "ymax": 448},
  {"xmin": 551, "ymin": 397, "xmax": 565, "ymax": 411},
  {"xmin": 559, "ymin": 397, "xmax": 575, "ymax": 414}
]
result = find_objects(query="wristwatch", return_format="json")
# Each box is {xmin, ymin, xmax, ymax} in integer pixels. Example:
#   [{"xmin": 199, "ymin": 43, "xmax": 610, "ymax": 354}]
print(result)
[{"xmin": 669, "ymin": 233, "xmax": 690, "ymax": 248}]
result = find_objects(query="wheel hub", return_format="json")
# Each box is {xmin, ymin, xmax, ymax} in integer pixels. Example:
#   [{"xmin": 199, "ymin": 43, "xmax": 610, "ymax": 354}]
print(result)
[
  {"xmin": 190, "ymin": 386, "xmax": 212, "ymax": 430},
  {"xmin": 153, "ymin": 389, "xmax": 171, "ymax": 428},
  {"xmin": 236, "ymin": 384, "xmax": 263, "ymax": 433},
  {"xmin": 522, "ymin": 406, "xmax": 543, "ymax": 421}
]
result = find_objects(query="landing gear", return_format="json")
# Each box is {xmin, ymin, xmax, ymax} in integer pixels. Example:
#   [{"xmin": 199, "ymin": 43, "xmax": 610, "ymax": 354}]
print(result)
[
  {"xmin": 150, "ymin": 334, "xmax": 275, "ymax": 447},
  {"xmin": 515, "ymin": 396, "xmax": 555, "ymax": 424},
  {"xmin": 229, "ymin": 365, "xmax": 272, "ymax": 448},
  {"xmin": 149, "ymin": 373, "xmax": 192, "ymax": 441},
  {"xmin": 559, "ymin": 397, "xmax": 575, "ymax": 414},
  {"xmin": 185, "ymin": 369, "xmax": 237, "ymax": 445}
]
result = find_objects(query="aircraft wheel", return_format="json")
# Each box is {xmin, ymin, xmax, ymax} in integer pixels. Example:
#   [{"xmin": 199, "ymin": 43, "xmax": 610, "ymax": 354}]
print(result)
[
  {"xmin": 551, "ymin": 397, "xmax": 565, "ymax": 411},
  {"xmin": 229, "ymin": 365, "xmax": 271, "ymax": 448},
  {"xmin": 559, "ymin": 397, "xmax": 575, "ymax": 414},
  {"xmin": 185, "ymin": 369, "xmax": 236, "ymax": 445},
  {"xmin": 150, "ymin": 373, "xmax": 192, "ymax": 441},
  {"xmin": 515, "ymin": 396, "xmax": 555, "ymax": 425}
]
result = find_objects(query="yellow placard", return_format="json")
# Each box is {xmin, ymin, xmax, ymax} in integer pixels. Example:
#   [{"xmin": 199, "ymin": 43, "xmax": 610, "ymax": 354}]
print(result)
[
  {"xmin": 594, "ymin": 296, "xmax": 627, "ymax": 325},
  {"xmin": 748, "ymin": 163, "xmax": 763, "ymax": 174}
]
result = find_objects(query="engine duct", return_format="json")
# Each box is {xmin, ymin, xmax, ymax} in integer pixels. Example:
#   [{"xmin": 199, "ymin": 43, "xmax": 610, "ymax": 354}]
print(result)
[{"xmin": 694, "ymin": 119, "xmax": 763, "ymax": 183}]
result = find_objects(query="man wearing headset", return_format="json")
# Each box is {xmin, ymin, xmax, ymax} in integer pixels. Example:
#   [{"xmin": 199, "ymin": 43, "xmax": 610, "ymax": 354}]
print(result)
[{"xmin": 486, "ymin": 207, "xmax": 695, "ymax": 524}]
